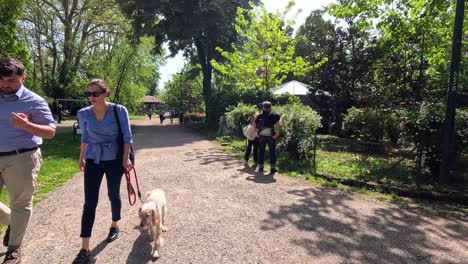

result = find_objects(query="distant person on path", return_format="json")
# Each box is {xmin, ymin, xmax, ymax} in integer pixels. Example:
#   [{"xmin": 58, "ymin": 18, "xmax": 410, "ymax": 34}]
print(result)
[
  {"xmin": 159, "ymin": 109, "xmax": 165, "ymax": 124},
  {"xmin": 0, "ymin": 58, "xmax": 56, "ymax": 264},
  {"xmin": 253, "ymin": 101, "xmax": 280, "ymax": 174},
  {"xmin": 244, "ymin": 110, "xmax": 260, "ymax": 166},
  {"xmin": 179, "ymin": 111, "xmax": 184, "ymax": 125},
  {"xmin": 73, "ymin": 79, "xmax": 133, "ymax": 264},
  {"xmin": 57, "ymin": 104, "xmax": 63, "ymax": 124},
  {"xmin": 147, "ymin": 109, "xmax": 152, "ymax": 120},
  {"xmin": 170, "ymin": 109, "xmax": 175, "ymax": 123}
]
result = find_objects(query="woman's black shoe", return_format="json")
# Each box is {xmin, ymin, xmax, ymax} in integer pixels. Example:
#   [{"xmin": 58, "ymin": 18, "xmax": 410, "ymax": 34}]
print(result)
[
  {"xmin": 107, "ymin": 227, "xmax": 119, "ymax": 242},
  {"xmin": 3, "ymin": 225, "xmax": 10, "ymax": 247},
  {"xmin": 72, "ymin": 249, "xmax": 90, "ymax": 264}
]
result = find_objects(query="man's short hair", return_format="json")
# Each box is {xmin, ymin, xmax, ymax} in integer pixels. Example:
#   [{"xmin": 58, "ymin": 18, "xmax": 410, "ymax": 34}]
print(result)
[
  {"xmin": 0, "ymin": 58, "xmax": 25, "ymax": 78},
  {"xmin": 262, "ymin": 101, "xmax": 272, "ymax": 110}
]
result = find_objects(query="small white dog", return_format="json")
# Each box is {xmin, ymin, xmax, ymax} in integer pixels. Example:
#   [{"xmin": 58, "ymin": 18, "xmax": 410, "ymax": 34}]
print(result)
[{"xmin": 139, "ymin": 189, "xmax": 167, "ymax": 259}]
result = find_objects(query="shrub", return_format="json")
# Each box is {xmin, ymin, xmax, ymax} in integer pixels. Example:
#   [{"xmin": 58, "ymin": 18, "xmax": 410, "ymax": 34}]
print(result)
[
  {"xmin": 183, "ymin": 112, "xmax": 205, "ymax": 123},
  {"xmin": 401, "ymin": 103, "xmax": 468, "ymax": 179},
  {"xmin": 385, "ymin": 111, "xmax": 402, "ymax": 144},
  {"xmin": 223, "ymin": 103, "xmax": 257, "ymax": 137},
  {"xmin": 217, "ymin": 115, "xmax": 229, "ymax": 136},
  {"xmin": 240, "ymin": 89, "xmax": 274, "ymax": 106},
  {"xmin": 276, "ymin": 103, "xmax": 322, "ymax": 159},
  {"xmin": 223, "ymin": 101, "xmax": 322, "ymax": 159},
  {"xmin": 457, "ymin": 108, "xmax": 468, "ymax": 156},
  {"xmin": 207, "ymin": 90, "xmax": 241, "ymax": 128},
  {"xmin": 342, "ymin": 107, "xmax": 386, "ymax": 142},
  {"xmin": 273, "ymin": 93, "xmax": 297, "ymax": 106}
]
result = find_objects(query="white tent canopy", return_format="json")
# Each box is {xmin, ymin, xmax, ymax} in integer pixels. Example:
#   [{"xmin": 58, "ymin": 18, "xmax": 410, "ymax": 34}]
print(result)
[{"xmin": 271, "ymin": 80, "xmax": 309, "ymax": 95}]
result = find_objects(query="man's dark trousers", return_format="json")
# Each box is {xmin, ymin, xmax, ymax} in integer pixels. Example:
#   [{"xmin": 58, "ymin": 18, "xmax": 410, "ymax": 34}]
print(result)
[{"xmin": 258, "ymin": 136, "xmax": 276, "ymax": 166}]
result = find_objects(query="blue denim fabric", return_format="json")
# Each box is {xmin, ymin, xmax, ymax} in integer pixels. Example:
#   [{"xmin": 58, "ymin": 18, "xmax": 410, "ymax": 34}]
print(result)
[{"xmin": 244, "ymin": 138, "xmax": 259, "ymax": 163}]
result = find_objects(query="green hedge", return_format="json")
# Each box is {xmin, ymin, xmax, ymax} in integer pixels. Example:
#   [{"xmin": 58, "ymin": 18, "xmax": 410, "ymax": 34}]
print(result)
[
  {"xmin": 223, "ymin": 103, "xmax": 258, "ymax": 137},
  {"xmin": 275, "ymin": 103, "xmax": 322, "ymax": 159},
  {"xmin": 401, "ymin": 103, "xmax": 468, "ymax": 178},
  {"xmin": 342, "ymin": 107, "xmax": 401, "ymax": 144}
]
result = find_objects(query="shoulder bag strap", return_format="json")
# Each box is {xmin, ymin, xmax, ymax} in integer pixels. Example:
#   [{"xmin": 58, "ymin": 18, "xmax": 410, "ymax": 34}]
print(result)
[
  {"xmin": 113, "ymin": 104, "xmax": 123, "ymax": 135},
  {"xmin": 114, "ymin": 104, "xmax": 135, "ymax": 165}
]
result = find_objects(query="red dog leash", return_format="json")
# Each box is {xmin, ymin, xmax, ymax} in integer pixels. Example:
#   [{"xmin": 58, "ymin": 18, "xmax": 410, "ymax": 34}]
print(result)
[{"xmin": 125, "ymin": 166, "xmax": 143, "ymax": 206}]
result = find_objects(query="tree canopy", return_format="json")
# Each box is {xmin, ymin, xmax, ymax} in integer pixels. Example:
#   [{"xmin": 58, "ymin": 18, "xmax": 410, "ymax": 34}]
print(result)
[
  {"xmin": 117, "ymin": 0, "xmax": 259, "ymax": 125},
  {"xmin": 0, "ymin": 0, "xmax": 28, "ymax": 63},
  {"xmin": 212, "ymin": 3, "xmax": 316, "ymax": 91}
]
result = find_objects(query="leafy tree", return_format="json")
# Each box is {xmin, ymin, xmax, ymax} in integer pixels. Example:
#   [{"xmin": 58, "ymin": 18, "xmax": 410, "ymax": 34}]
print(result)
[
  {"xmin": 322, "ymin": 0, "xmax": 467, "ymax": 180},
  {"xmin": 117, "ymin": 0, "xmax": 259, "ymax": 126},
  {"xmin": 295, "ymin": 9, "xmax": 376, "ymax": 134},
  {"xmin": 0, "ymin": 0, "xmax": 28, "ymax": 64},
  {"xmin": 327, "ymin": 0, "xmax": 463, "ymax": 103},
  {"xmin": 161, "ymin": 63, "xmax": 204, "ymax": 114},
  {"xmin": 82, "ymin": 37, "xmax": 163, "ymax": 112},
  {"xmin": 18, "ymin": 0, "xmax": 130, "ymax": 96},
  {"xmin": 212, "ymin": 3, "xmax": 313, "ymax": 91}
]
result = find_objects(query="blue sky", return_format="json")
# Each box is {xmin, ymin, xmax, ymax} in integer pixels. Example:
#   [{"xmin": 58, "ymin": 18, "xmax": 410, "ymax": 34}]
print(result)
[{"xmin": 157, "ymin": 0, "xmax": 336, "ymax": 90}]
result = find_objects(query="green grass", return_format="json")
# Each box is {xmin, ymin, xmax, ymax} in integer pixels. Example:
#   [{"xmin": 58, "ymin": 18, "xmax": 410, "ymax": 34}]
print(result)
[
  {"xmin": 0, "ymin": 133, "xmax": 81, "ymax": 206},
  {"xmin": 129, "ymin": 115, "xmax": 146, "ymax": 120},
  {"xmin": 218, "ymin": 136, "xmax": 414, "ymax": 187},
  {"xmin": 315, "ymin": 149, "xmax": 413, "ymax": 185}
]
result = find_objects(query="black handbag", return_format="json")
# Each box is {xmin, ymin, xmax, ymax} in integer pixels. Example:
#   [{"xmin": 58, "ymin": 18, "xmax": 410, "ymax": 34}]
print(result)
[{"xmin": 113, "ymin": 105, "xmax": 135, "ymax": 165}]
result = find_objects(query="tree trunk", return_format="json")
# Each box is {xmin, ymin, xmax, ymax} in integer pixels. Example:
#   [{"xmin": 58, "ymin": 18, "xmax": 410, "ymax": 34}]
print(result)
[
  {"xmin": 195, "ymin": 38, "xmax": 214, "ymax": 127},
  {"xmin": 59, "ymin": 0, "xmax": 74, "ymax": 86}
]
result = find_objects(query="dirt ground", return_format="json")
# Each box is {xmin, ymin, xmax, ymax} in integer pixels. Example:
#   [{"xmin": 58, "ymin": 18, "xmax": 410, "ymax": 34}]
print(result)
[{"xmin": 8, "ymin": 119, "xmax": 468, "ymax": 263}]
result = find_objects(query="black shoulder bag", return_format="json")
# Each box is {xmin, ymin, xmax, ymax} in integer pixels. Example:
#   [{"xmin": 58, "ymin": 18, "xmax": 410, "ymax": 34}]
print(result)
[{"xmin": 113, "ymin": 105, "xmax": 135, "ymax": 165}]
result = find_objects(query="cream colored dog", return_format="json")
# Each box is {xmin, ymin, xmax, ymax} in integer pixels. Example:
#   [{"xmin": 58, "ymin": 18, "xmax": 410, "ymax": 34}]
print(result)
[{"xmin": 139, "ymin": 189, "xmax": 167, "ymax": 259}]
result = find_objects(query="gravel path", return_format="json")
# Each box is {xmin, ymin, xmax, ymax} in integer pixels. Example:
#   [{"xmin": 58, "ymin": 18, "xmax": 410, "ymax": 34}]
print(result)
[{"xmin": 13, "ymin": 119, "xmax": 468, "ymax": 263}]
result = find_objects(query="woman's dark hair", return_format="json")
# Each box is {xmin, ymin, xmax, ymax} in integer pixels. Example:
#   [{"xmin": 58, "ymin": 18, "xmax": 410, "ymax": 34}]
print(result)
[
  {"xmin": 87, "ymin": 79, "xmax": 110, "ymax": 93},
  {"xmin": 0, "ymin": 58, "xmax": 25, "ymax": 78}
]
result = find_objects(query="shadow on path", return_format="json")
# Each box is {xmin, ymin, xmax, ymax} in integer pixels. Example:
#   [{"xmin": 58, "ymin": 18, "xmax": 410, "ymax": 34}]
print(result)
[
  {"xmin": 132, "ymin": 124, "xmax": 206, "ymax": 151},
  {"xmin": 90, "ymin": 239, "xmax": 108, "ymax": 264},
  {"xmin": 262, "ymin": 188, "xmax": 465, "ymax": 263},
  {"xmin": 238, "ymin": 165, "xmax": 277, "ymax": 184},
  {"xmin": 184, "ymin": 148, "xmax": 241, "ymax": 170},
  {"xmin": 126, "ymin": 228, "xmax": 153, "ymax": 263}
]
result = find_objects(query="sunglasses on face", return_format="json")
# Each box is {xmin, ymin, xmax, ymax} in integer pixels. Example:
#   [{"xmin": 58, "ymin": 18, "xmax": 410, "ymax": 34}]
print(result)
[{"xmin": 85, "ymin": 91, "xmax": 106, "ymax": 97}]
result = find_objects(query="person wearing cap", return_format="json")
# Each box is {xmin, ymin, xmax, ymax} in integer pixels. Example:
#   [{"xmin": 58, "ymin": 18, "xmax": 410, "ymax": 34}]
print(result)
[
  {"xmin": 253, "ymin": 101, "xmax": 281, "ymax": 174},
  {"xmin": 0, "ymin": 58, "xmax": 56, "ymax": 264}
]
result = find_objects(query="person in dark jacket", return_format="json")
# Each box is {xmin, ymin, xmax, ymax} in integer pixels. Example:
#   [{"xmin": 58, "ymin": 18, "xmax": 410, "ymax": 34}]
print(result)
[
  {"xmin": 159, "ymin": 110, "xmax": 165, "ymax": 124},
  {"xmin": 253, "ymin": 101, "xmax": 281, "ymax": 174}
]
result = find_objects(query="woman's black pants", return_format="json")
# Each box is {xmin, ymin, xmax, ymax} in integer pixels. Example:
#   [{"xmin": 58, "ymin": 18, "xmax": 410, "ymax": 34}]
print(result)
[
  {"xmin": 244, "ymin": 138, "xmax": 259, "ymax": 163},
  {"xmin": 80, "ymin": 159, "xmax": 123, "ymax": 237}
]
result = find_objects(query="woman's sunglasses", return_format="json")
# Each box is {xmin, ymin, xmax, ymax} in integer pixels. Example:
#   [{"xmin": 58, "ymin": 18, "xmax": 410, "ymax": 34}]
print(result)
[{"xmin": 85, "ymin": 91, "xmax": 106, "ymax": 97}]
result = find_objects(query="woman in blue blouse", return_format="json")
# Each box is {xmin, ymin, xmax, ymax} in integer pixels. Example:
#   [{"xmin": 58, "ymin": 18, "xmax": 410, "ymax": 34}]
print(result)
[{"xmin": 73, "ymin": 79, "xmax": 133, "ymax": 264}]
